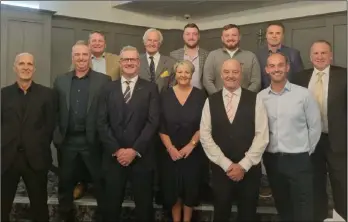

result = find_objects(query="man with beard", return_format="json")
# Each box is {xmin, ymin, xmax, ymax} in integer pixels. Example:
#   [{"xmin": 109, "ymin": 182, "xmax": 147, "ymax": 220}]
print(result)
[
  {"xmin": 53, "ymin": 41, "xmax": 110, "ymax": 221},
  {"xmin": 200, "ymin": 59, "xmax": 269, "ymax": 221},
  {"xmin": 98, "ymin": 46, "xmax": 159, "ymax": 222},
  {"xmin": 258, "ymin": 52, "xmax": 321, "ymax": 221},
  {"xmin": 203, "ymin": 24, "xmax": 261, "ymax": 95},
  {"xmin": 170, "ymin": 23, "xmax": 209, "ymax": 91},
  {"xmin": 292, "ymin": 40, "xmax": 347, "ymax": 221},
  {"xmin": 1, "ymin": 53, "xmax": 56, "ymax": 222},
  {"xmin": 256, "ymin": 22, "xmax": 304, "ymax": 90},
  {"xmin": 139, "ymin": 28, "xmax": 176, "ymax": 92}
]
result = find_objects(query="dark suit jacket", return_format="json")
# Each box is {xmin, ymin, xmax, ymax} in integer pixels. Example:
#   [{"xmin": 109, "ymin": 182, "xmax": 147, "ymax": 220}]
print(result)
[
  {"xmin": 139, "ymin": 53, "xmax": 176, "ymax": 92},
  {"xmin": 256, "ymin": 45, "xmax": 304, "ymax": 89},
  {"xmin": 97, "ymin": 77, "xmax": 160, "ymax": 171},
  {"xmin": 1, "ymin": 82, "xmax": 56, "ymax": 173},
  {"xmin": 53, "ymin": 69, "xmax": 111, "ymax": 152},
  {"xmin": 292, "ymin": 65, "xmax": 347, "ymax": 153}
]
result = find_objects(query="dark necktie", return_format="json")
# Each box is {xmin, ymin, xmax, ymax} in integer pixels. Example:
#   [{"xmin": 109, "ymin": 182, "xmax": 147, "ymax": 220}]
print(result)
[
  {"xmin": 149, "ymin": 56, "xmax": 155, "ymax": 83},
  {"xmin": 123, "ymin": 81, "xmax": 131, "ymax": 103}
]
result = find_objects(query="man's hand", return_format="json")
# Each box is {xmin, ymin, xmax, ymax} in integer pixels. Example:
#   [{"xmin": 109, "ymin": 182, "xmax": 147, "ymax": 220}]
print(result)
[
  {"xmin": 115, "ymin": 148, "xmax": 137, "ymax": 166},
  {"xmin": 168, "ymin": 147, "xmax": 183, "ymax": 161},
  {"xmin": 178, "ymin": 144, "xmax": 194, "ymax": 159},
  {"xmin": 226, "ymin": 163, "xmax": 245, "ymax": 182}
]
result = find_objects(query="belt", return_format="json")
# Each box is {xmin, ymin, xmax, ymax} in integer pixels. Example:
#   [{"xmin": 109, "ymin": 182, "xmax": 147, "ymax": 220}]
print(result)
[{"xmin": 266, "ymin": 152, "xmax": 307, "ymax": 156}]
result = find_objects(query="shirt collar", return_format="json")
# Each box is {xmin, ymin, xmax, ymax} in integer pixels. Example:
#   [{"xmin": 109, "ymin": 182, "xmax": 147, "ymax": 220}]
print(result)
[
  {"xmin": 268, "ymin": 45, "xmax": 283, "ymax": 54},
  {"xmin": 91, "ymin": 52, "xmax": 105, "ymax": 59},
  {"xmin": 268, "ymin": 80, "xmax": 291, "ymax": 94},
  {"xmin": 121, "ymin": 75, "xmax": 138, "ymax": 84},
  {"xmin": 146, "ymin": 52, "xmax": 160, "ymax": 60},
  {"xmin": 73, "ymin": 68, "xmax": 91, "ymax": 79},
  {"xmin": 222, "ymin": 47, "xmax": 240, "ymax": 54},
  {"xmin": 184, "ymin": 45, "xmax": 199, "ymax": 54},
  {"xmin": 313, "ymin": 65, "xmax": 330, "ymax": 76},
  {"xmin": 223, "ymin": 87, "xmax": 241, "ymax": 98},
  {"xmin": 16, "ymin": 81, "xmax": 34, "ymax": 93}
]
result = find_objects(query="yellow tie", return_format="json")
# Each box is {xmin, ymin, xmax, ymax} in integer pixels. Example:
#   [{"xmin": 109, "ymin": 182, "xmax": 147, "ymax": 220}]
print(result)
[{"xmin": 314, "ymin": 72, "xmax": 324, "ymax": 116}]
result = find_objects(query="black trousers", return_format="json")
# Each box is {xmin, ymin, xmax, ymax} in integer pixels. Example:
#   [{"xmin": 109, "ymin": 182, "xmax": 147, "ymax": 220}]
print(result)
[
  {"xmin": 103, "ymin": 161, "xmax": 154, "ymax": 222},
  {"xmin": 211, "ymin": 163, "xmax": 261, "ymax": 222},
  {"xmin": 263, "ymin": 152, "xmax": 313, "ymax": 221},
  {"xmin": 312, "ymin": 133, "xmax": 347, "ymax": 221},
  {"xmin": 58, "ymin": 142, "xmax": 103, "ymax": 218},
  {"xmin": 1, "ymin": 152, "xmax": 49, "ymax": 222}
]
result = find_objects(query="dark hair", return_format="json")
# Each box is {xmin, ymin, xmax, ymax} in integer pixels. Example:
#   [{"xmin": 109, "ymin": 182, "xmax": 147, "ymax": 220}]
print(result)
[
  {"xmin": 267, "ymin": 52, "xmax": 289, "ymax": 65},
  {"xmin": 222, "ymin": 24, "xmax": 240, "ymax": 33},
  {"xmin": 312, "ymin": 39, "xmax": 332, "ymax": 51},
  {"xmin": 184, "ymin": 23, "xmax": 200, "ymax": 32},
  {"xmin": 266, "ymin": 22, "xmax": 285, "ymax": 33}
]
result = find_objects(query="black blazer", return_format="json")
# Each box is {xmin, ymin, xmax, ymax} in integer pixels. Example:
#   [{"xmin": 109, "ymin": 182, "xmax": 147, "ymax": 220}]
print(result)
[
  {"xmin": 1, "ymin": 82, "xmax": 56, "ymax": 173},
  {"xmin": 292, "ymin": 65, "xmax": 347, "ymax": 153},
  {"xmin": 53, "ymin": 69, "xmax": 111, "ymax": 151},
  {"xmin": 97, "ymin": 77, "xmax": 160, "ymax": 171},
  {"xmin": 256, "ymin": 45, "xmax": 304, "ymax": 89}
]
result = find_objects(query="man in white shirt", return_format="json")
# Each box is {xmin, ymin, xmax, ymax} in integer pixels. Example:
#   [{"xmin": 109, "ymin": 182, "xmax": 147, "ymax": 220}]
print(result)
[{"xmin": 200, "ymin": 59, "xmax": 269, "ymax": 221}]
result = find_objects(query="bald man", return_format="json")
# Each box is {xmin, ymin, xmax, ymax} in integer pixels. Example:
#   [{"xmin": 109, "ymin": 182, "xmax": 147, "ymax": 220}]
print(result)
[
  {"xmin": 200, "ymin": 59, "xmax": 269, "ymax": 221},
  {"xmin": 1, "ymin": 53, "xmax": 56, "ymax": 221}
]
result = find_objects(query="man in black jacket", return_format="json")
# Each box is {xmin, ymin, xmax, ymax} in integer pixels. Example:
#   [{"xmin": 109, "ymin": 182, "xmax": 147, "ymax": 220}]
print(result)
[
  {"xmin": 53, "ymin": 41, "xmax": 111, "ymax": 221},
  {"xmin": 1, "ymin": 52, "xmax": 56, "ymax": 222},
  {"xmin": 98, "ymin": 45, "xmax": 160, "ymax": 222}
]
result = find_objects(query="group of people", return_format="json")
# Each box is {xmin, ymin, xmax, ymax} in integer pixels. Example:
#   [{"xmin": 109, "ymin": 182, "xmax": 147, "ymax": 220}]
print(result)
[{"xmin": 1, "ymin": 21, "xmax": 346, "ymax": 222}]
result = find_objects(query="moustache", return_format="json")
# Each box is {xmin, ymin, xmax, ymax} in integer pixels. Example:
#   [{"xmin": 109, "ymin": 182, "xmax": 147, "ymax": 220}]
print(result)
[
  {"xmin": 226, "ymin": 77, "xmax": 237, "ymax": 81},
  {"xmin": 271, "ymin": 71, "xmax": 283, "ymax": 75}
]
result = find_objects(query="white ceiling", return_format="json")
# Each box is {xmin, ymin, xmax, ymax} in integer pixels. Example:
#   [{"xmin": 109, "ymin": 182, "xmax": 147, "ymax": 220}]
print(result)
[{"xmin": 112, "ymin": 0, "xmax": 299, "ymax": 20}]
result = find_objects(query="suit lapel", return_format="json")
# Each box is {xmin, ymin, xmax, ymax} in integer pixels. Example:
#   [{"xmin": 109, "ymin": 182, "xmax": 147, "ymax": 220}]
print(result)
[
  {"xmin": 328, "ymin": 67, "xmax": 338, "ymax": 107},
  {"xmin": 303, "ymin": 69, "xmax": 313, "ymax": 88},
  {"xmin": 124, "ymin": 79, "xmax": 144, "ymax": 126},
  {"xmin": 155, "ymin": 55, "xmax": 166, "ymax": 80},
  {"xmin": 198, "ymin": 49, "xmax": 205, "ymax": 79},
  {"xmin": 141, "ymin": 55, "xmax": 151, "ymax": 75},
  {"xmin": 22, "ymin": 82, "xmax": 37, "ymax": 123},
  {"xmin": 87, "ymin": 72, "xmax": 98, "ymax": 112},
  {"xmin": 65, "ymin": 72, "xmax": 73, "ymax": 111},
  {"xmin": 105, "ymin": 53, "xmax": 111, "ymax": 76}
]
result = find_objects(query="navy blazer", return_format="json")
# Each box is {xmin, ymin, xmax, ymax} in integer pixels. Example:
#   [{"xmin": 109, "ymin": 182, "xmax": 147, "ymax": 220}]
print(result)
[{"xmin": 256, "ymin": 45, "xmax": 304, "ymax": 90}]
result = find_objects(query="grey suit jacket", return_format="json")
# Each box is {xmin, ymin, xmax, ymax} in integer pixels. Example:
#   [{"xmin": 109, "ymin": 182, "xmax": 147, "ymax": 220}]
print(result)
[
  {"xmin": 139, "ymin": 54, "xmax": 176, "ymax": 92},
  {"xmin": 256, "ymin": 45, "xmax": 304, "ymax": 90},
  {"xmin": 53, "ymin": 69, "xmax": 111, "ymax": 149},
  {"xmin": 170, "ymin": 47, "xmax": 209, "ymax": 88}
]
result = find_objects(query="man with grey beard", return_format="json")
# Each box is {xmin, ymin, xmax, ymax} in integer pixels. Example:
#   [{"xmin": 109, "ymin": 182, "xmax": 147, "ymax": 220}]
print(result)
[{"xmin": 203, "ymin": 24, "xmax": 261, "ymax": 95}]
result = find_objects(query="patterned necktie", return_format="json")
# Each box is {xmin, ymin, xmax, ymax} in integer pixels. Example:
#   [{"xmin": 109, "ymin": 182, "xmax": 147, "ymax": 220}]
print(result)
[
  {"xmin": 225, "ymin": 93, "xmax": 234, "ymax": 121},
  {"xmin": 123, "ymin": 81, "xmax": 131, "ymax": 104},
  {"xmin": 149, "ymin": 56, "xmax": 155, "ymax": 83},
  {"xmin": 314, "ymin": 72, "xmax": 324, "ymax": 116}
]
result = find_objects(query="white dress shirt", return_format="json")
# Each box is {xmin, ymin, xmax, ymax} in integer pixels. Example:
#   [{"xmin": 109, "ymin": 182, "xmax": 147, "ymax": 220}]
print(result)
[
  {"xmin": 121, "ymin": 75, "xmax": 139, "ymax": 100},
  {"xmin": 226, "ymin": 48, "xmax": 238, "ymax": 58},
  {"xmin": 91, "ymin": 54, "xmax": 107, "ymax": 74},
  {"xmin": 146, "ymin": 52, "xmax": 160, "ymax": 72},
  {"xmin": 308, "ymin": 65, "xmax": 329, "ymax": 133},
  {"xmin": 200, "ymin": 87, "xmax": 269, "ymax": 172}
]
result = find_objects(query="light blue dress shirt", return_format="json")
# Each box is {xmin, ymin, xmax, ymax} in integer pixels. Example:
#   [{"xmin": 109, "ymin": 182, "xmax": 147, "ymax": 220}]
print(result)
[{"xmin": 258, "ymin": 81, "xmax": 321, "ymax": 154}]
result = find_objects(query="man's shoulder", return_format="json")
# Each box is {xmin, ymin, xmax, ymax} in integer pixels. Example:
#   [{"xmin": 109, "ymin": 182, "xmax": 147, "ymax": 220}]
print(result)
[
  {"xmin": 170, "ymin": 48, "xmax": 184, "ymax": 56},
  {"xmin": 239, "ymin": 49, "xmax": 257, "ymax": 57},
  {"xmin": 104, "ymin": 52, "xmax": 120, "ymax": 60},
  {"xmin": 90, "ymin": 70, "xmax": 111, "ymax": 80}
]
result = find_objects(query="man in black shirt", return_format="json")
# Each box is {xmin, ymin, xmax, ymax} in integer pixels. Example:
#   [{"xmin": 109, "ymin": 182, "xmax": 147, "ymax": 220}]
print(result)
[
  {"xmin": 1, "ymin": 52, "xmax": 56, "ymax": 221},
  {"xmin": 53, "ymin": 41, "xmax": 111, "ymax": 221}
]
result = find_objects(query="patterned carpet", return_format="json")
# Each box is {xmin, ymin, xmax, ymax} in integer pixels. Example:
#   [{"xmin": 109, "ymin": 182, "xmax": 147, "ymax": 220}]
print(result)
[{"xmin": 10, "ymin": 171, "xmax": 333, "ymax": 222}]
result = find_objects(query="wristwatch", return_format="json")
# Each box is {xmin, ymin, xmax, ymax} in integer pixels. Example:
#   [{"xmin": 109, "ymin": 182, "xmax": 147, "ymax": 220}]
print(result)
[{"xmin": 191, "ymin": 139, "xmax": 197, "ymax": 147}]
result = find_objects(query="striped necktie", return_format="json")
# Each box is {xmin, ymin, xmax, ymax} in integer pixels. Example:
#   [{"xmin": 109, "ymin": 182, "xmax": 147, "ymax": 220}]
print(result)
[
  {"xmin": 149, "ymin": 56, "xmax": 155, "ymax": 83},
  {"xmin": 225, "ymin": 93, "xmax": 234, "ymax": 121},
  {"xmin": 123, "ymin": 81, "xmax": 131, "ymax": 103}
]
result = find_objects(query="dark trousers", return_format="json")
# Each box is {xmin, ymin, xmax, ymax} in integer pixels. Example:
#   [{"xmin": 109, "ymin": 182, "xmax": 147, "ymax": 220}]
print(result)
[
  {"xmin": 312, "ymin": 133, "xmax": 347, "ymax": 221},
  {"xmin": 1, "ymin": 152, "xmax": 49, "ymax": 222},
  {"xmin": 103, "ymin": 162, "xmax": 154, "ymax": 222},
  {"xmin": 211, "ymin": 163, "xmax": 261, "ymax": 222},
  {"xmin": 58, "ymin": 142, "xmax": 103, "ymax": 219},
  {"xmin": 263, "ymin": 152, "xmax": 313, "ymax": 221}
]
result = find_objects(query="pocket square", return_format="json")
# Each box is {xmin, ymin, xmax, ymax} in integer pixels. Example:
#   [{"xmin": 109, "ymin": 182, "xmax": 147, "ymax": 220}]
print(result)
[{"xmin": 160, "ymin": 70, "xmax": 169, "ymax": 78}]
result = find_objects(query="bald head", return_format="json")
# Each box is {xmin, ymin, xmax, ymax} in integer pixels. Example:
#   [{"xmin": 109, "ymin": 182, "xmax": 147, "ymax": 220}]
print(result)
[
  {"xmin": 221, "ymin": 59, "xmax": 242, "ymax": 92},
  {"xmin": 13, "ymin": 52, "xmax": 35, "ymax": 82}
]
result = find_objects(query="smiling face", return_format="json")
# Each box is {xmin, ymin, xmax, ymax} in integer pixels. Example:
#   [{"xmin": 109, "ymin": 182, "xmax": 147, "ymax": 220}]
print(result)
[
  {"xmin": 265, "ymin": 53, "xmax": 289, "ymax": 84},
  {"xmin": 221, "ymin": 59, "xmax": 242, "ymax": 91},
  {"xmin": 310, "ymin": 41, "xmax": 332, "ymax": 71},
  {"xmin": 14, "ymin": 53, "xmax": 35, "ymax": 81},
  {"xmin": 144, "ymin": 30, "xmax": 161, "ymax": 55},
  {"xmin": 221, "ymin": 27, "xmax": 240, "ymax": 50},
  {"xmin": 72, "ymin": 44, "xmax": 91, "ymax": 72},
  {"xmin": 88, "ymin": 32, "xmax": 106, "ymax": 55},
  {"xmin": 183, "ymin": 27, "xmax": 200, "ymax": 48},
  {"xmin": 266, "ymin": 25, "xmax": 284, "ymax": 47},
  {"xmin": 120, "ymin": 49, "xmax": 140, "ymax": 78},
  {"xmin": 175, "ymin": 62, "xmax": 193, "ymax": 86}
]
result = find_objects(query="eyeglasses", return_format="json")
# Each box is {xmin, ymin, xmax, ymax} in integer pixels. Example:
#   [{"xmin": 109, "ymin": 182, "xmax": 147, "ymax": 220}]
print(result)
[{"xmin": 120, "ymin": 58, "xmax": 139, "ymax": 63}]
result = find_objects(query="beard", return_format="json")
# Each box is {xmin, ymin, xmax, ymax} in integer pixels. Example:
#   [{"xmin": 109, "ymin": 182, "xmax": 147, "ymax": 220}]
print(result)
[
  {"xmin": 185, "ymin": 41, "xmax": 199, "ymax": 49},
  {"xmin": 223, "ymin": 42, "xmax": 239, "ymax": 50}
]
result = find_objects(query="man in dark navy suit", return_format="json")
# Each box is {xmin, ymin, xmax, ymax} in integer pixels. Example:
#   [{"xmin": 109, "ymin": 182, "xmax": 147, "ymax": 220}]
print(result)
[
  {"xmin": 256, "ymin": 22, "xmax": 304, "ymax": 90},
  {"xmin": 98, "ymin": 45, "xmax": 160, "ymax": 222}
]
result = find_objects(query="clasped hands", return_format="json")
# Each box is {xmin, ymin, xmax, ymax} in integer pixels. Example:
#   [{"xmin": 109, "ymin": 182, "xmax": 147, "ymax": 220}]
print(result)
[
  {"xmin": 167, "ymin": 144, "xmax": 194, "ymax": 161},
  {"xmin": 226, "ymin": 163, "xmax": 245, "ymax": 182},
  {"xmin": 113, "ymin": 148, "xmax": 137, "ymax": 167}
]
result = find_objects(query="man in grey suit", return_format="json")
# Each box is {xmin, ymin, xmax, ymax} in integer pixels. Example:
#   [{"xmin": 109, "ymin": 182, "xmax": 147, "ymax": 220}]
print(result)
[
  {"xmin": 139, "ymin": 28, "xmax": 176, "ymax": 92},
  {"xmin": 256, "ymin": 22, "xmax": 304, "ymax": 90},
  {"xmin": 170, "ymin": 23, "xmax": 209, "ymax": 91},
  {"xmin": 203, "ymin": 24, "xmax": 261, "ymax": 95},
  {"xmin": 53, "ymin": 41, "xmax": 111, "ymax": 221}
]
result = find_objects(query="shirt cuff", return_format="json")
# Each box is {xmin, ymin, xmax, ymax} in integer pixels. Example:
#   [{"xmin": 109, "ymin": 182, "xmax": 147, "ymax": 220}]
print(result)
[
  {"xmin": 220, "ymin": 156, "xmax": 233, "ymax": 172},
  {"xmin": 238, "ymin": 157, "xmax": 253, "ymax": 172},
  {"xmin": 136, "ymin": 151, "xmax": 142, "ymax": 158}
]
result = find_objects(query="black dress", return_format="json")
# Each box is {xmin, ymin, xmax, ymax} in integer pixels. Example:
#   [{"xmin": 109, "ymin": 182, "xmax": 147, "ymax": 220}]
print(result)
[{"xmin": 159, "ymin": 87, "xmax": 206, "ymax": 208}]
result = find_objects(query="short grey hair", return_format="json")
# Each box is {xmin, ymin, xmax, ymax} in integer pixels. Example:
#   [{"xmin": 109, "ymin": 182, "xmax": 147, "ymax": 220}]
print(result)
[
  {"xmin": 173, "ymin": 60, "xmax": 195, "ymax": 75},
  {"xmin": 143, "ymin": 28, "xmax": 163, "ymax": 44},
  {"xmin": 70, "ymin": 40, "xmax": 90, "ymax": 71},
  {"xmin": 14, "ymin": 52, "xmax": 35, "ymax": 66},
  {"xmin": 120, "ymin": 45, "xmax": 139, "ymax": 58}
]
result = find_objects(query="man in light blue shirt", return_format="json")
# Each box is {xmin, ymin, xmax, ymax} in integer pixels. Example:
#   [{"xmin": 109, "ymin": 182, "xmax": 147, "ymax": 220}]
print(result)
[{"xmin": 258, "ymin": 52, "xmax": 321, "ymax": 221}]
